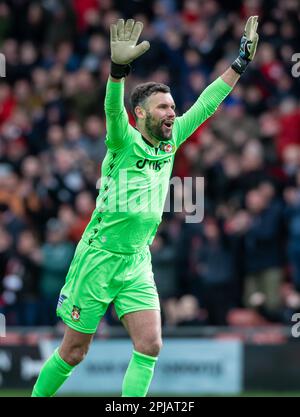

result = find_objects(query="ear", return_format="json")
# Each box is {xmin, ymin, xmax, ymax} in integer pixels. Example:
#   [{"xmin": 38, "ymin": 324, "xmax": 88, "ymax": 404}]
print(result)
[{"xmin": 135, "ymin": 105, "xmax": 146, "ymax": 120}]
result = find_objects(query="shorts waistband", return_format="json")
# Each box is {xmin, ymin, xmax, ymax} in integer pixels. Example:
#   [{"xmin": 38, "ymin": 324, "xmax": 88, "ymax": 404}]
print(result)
[{"xmin": 81, "ymin": 238, "xmax": 149, "ymax": 258}]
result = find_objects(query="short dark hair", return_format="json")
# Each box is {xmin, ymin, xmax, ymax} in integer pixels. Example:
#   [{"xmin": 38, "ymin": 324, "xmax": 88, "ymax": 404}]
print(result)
[{"xmin": 130, "ymin": 82, "xmax": 171, "ymax": 119}]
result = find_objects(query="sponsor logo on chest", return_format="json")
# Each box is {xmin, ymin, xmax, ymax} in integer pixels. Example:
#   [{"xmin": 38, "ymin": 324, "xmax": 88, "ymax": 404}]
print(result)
[{"xmin": 136, "ymin": 157, "xmax": 172, "ymax": 171}]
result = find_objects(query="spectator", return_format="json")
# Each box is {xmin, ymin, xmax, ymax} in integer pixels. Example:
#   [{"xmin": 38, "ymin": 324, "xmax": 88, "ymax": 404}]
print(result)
[
  {"xmin": 284, "ymin": 171, "xmax": 300, "ymax": 292},
  {"xmin": 242, "ymin": 187, "xmax": 284, "ymax": 319},
  {"xmin": 68, "ymin": 191, "xmax": 95, "ymax": 242},
  {"xmin": 39, "ymin": 219, "xmax": 75, "ymax": 325},
  {"xmin": 13, "ymin": 230, "xmax": 41, "ymax": 326},
  {"xmin": 193, "ymin": 218, "xmax": 239, "ymax": 325},
  {"xmin": 0, "ymin": 227, "xmax": 13, "ymax": 318},
  {"xmin": 151, "ymin": 229, "xmax": 178, "ymax": 324},
  {"xmin": 176, "ymin": 295, "xmax": 207, "ymax": 326}
]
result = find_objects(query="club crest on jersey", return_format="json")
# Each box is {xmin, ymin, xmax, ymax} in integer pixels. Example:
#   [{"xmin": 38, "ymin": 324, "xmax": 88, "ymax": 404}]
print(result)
[
  {"xmin": 160, "ymin": 143, "xmax": 174, "ymax": 153},
  {"xmin": 71, "ymin": 305, "xmax": 81, "ymax": 321}
]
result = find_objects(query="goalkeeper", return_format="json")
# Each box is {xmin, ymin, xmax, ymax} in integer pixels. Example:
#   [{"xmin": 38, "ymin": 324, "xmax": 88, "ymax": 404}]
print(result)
[{"xmin": 32, "ymin": 17, "xmax": 259, "ymax": 397}]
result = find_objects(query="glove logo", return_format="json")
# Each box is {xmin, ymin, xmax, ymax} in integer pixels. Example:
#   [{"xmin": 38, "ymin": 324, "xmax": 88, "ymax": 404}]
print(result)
[
  {"xmin": 231, "ymin": 16, "xmax": 259, "ymax": 74},
  {"xmin": 246, "ymin": 41, "xmax": 252, "ymax": 55}
]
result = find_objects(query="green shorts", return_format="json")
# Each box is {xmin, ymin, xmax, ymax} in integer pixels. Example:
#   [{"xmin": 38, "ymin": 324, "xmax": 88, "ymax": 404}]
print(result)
[{"xmin": 56, "ymin": 239, "xmax": 160, "ymax": 334}]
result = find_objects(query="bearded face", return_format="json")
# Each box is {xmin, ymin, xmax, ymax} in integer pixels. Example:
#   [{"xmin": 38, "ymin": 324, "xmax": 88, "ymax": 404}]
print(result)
[
  {"xmin": 139, "ymin": 92, "xmax": 176, "ymax": 142},
  {"xmin": 144, "ymin": 110, "xmax": 174, "ymax": 141}
]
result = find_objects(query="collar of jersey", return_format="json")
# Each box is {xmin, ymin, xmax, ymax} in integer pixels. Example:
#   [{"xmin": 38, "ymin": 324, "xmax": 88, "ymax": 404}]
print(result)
[
  {"xmin": 134, "ymin": 127, "xmax": 159, "ymax": 149},
  {"xmin": 142, "ymin": 135, "xmax": 159, "ymax": 148}
]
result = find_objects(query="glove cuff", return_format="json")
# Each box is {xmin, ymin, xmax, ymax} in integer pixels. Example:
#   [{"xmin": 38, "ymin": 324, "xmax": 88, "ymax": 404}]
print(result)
[
  {"xmin": 231, "ymin": 56, "xmax": 249, "ymax": 75},
  {"xmin": 110, "ymin": 61, "xmax": 131, "ymax": 79}
]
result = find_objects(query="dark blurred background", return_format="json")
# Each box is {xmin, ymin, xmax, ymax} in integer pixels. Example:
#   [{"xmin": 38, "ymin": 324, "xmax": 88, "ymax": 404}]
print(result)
[{"xmin": 0, "ymin": 0, "xmax": 300, "ymax": 330}]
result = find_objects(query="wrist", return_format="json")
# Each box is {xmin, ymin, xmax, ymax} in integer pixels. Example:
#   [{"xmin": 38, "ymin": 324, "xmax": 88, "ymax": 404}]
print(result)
[
  {"xmin": 110, "ymin": 61, "xmax": 131, "ymax": 79},
  {"xmin": 231, "ymin": 56, "xmax": 249, "ymax": 75}
]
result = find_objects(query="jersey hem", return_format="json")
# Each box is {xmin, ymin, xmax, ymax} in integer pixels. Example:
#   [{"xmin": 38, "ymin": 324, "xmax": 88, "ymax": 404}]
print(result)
[{"xmin": 82, "ymin": 238, "xmax": 149, "ymax": 256}]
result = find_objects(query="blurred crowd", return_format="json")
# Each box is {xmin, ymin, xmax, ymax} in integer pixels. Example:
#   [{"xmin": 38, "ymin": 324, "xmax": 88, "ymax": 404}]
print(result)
[{"xmin": 0, "ymin": 0, "xmax": 300, "ymax": 329}]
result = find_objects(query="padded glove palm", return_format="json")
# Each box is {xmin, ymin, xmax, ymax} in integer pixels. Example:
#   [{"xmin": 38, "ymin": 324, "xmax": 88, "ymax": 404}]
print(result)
[{"xmin": 110, "ymin": 19, "xmax": 150, "ymax": 65}]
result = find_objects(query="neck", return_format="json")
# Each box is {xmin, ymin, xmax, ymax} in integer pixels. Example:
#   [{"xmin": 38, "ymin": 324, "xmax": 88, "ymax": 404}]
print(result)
[{"xmin": 136, "ymin": 124, "xmax": 160, "ymax": 148}]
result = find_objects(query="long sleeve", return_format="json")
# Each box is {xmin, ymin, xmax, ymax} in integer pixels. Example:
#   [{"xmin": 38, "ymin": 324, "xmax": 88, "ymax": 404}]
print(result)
[
  {"xmin": 174, "ymin": 77, "xmax": 232, "ymax": 147},
  {"xmin": 104, "ymin": 78, "xmax": 135, "ymax": 150}
]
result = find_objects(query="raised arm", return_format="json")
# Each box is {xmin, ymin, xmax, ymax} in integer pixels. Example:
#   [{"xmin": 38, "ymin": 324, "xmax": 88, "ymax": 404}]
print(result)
[
  {"xmin": 175, "ymin": 16, "xmax": 259, "ymax": 146},
  {"xmin": 105, "ymin": 19, "xmax": 150, "ymax": 150}
]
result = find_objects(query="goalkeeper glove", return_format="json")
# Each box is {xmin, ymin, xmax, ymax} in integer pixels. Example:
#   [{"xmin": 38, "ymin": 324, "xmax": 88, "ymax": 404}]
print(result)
[
  {"xmin": 231, "ymin": 16, "xmax": 259, "ymax": 75},
  {"xmin": 110, "ymin": 19, "xmax": 150, "ymax": 79}
]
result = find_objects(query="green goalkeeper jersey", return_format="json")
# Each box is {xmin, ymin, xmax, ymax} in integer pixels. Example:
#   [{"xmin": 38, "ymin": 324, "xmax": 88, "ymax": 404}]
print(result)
[{"xmin": 82, "ymin": 77, "xmax": 232, "ymax": 253}]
